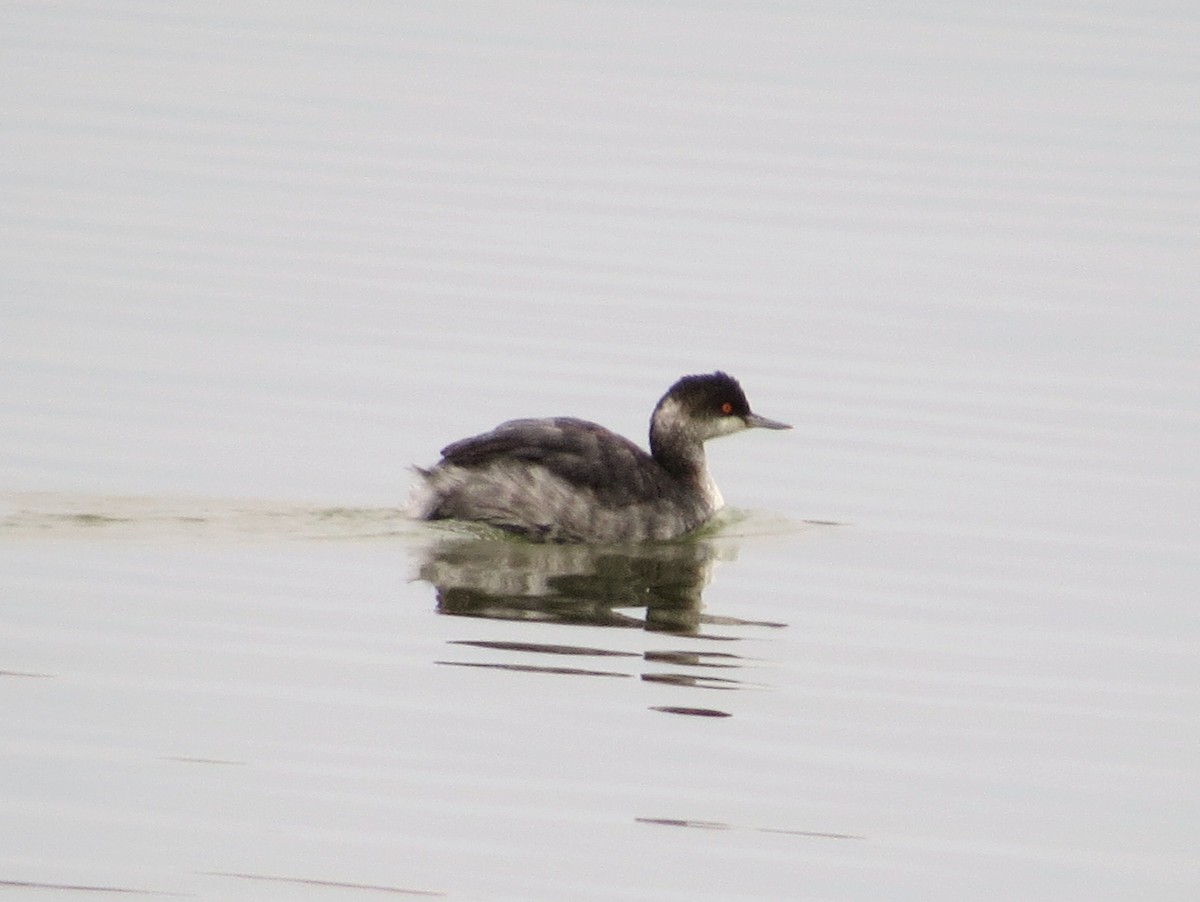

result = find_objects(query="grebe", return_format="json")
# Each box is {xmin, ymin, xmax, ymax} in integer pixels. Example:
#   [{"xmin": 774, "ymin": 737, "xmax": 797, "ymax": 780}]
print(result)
[{"xmin": 410, "ymin": 372, "xmax": 789, "ymax": 543}]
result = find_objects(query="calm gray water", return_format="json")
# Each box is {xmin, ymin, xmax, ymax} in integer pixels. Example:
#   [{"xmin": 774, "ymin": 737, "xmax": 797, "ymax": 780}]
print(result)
[{"xmin": 2, "ymin": 2, "xmax": 1197, "ymax": 900}]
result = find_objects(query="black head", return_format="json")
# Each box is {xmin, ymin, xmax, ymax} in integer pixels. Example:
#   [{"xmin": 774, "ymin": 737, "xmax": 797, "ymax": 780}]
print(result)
[
  {"xmin": 656, "ymin": 371, "xmax": 791, "ymax": 438},
  {"xmin": 665, "ymin": 371, "xmax": 751, "ymax": 417}
]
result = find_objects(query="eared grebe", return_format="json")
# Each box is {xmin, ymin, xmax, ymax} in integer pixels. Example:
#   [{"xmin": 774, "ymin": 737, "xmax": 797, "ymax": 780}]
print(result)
[{"xmin": 409, "ymin": 372, "xmax": 790, "ymax": 543}]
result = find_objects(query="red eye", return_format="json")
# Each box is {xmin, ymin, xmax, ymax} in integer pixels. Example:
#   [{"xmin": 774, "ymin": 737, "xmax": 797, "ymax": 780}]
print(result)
[{"xmin": 720, "ymin": 402, "xmax": 733, "ymax": 415}]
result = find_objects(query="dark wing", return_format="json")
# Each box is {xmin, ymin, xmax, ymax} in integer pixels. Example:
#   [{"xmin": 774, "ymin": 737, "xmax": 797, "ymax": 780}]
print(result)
[{"xmin": 438, "ymin": 417, "xmax": 668, "ymax": 505}]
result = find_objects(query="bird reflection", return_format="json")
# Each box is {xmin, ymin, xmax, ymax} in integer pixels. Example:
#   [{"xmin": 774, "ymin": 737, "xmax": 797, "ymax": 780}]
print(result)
[
  {"xmin": 416, "ymin": 535, "xmax": 721, "ymax": 634},
  {"xmin": 415, "ymin": 531, "xmax": 789, "ymax": 714}
]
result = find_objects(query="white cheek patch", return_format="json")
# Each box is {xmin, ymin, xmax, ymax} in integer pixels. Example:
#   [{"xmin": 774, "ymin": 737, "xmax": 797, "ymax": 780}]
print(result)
[
  {"xmin": 654, "ymin": 397, "xmax": 748, "ymax": 443},
  {"xmin": 709, "ymin": 416, "xmax": 749, "ymax": 439}
]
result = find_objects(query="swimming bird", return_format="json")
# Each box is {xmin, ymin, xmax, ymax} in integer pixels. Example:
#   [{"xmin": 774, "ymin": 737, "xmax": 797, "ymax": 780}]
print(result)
[{"xmin": 410, "ymin": 372, "xmax": 790, "ymax": 543}]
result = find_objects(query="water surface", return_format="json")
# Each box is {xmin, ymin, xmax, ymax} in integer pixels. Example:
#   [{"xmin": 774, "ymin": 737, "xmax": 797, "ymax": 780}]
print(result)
[{"xmin": 2, "ymin": 2, "xmax": 1197, "ymax": 899}]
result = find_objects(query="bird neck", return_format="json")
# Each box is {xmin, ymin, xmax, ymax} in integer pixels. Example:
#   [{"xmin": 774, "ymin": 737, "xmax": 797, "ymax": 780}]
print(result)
[{"xmin": 649, "ymin": 399, "xmax": 708, "ymax": 479}]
